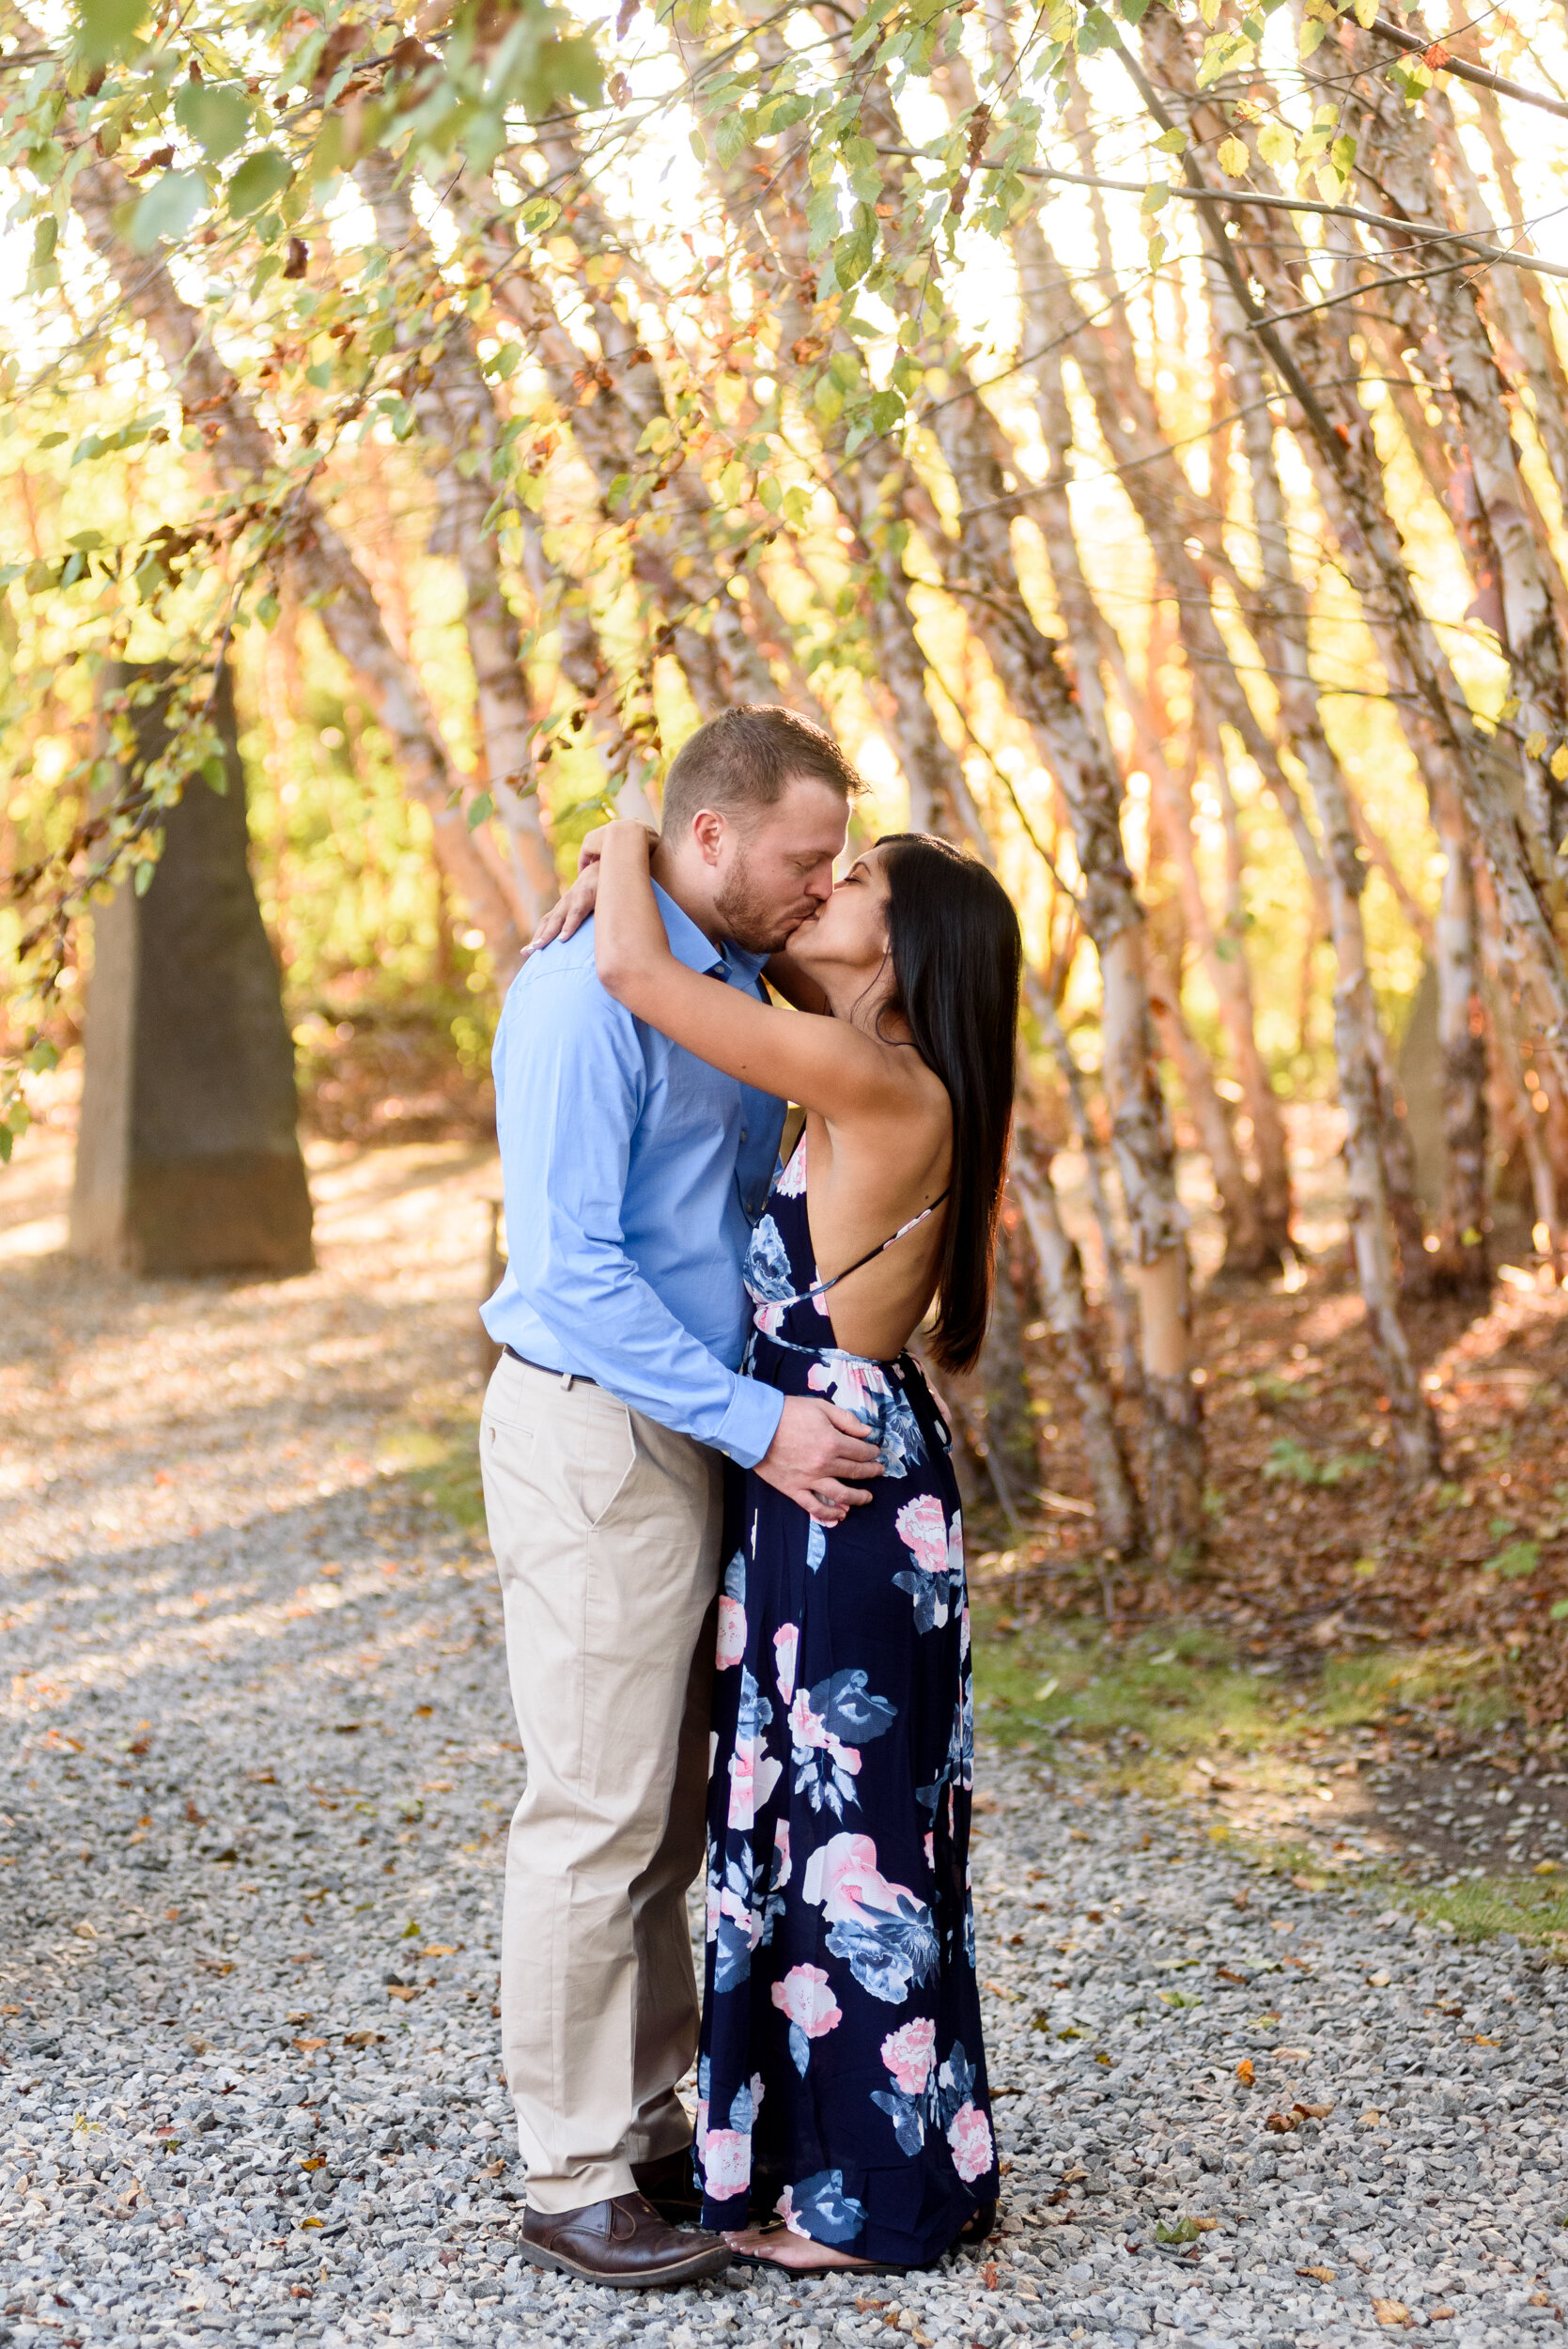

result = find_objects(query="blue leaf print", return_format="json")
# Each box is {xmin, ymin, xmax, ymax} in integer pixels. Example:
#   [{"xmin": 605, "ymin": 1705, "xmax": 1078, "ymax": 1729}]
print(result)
[
  {"xmin": 729, "ymin": 2080, "xmax": 755, "ymax": 2133},
  {"xmin": 806, "ymin": 1518, "xmax": 826, "ymax": 1574},
  {"xmin": 870, "ymin": 2089, "xmax": 925, "ymax": 2157},
  {"xmin": 788, "ymin": 2020, "xmax": 811, "ymax": 2077},
  {"xmin": 723, "ymin": 1548, "xmax": 746, "ymax": 1604},
  {"xmin": 714, "ymin": 1913, "xmax": 753, "ymax": 1994},
  {"xmin": 745, "ymin": 1213, "xmax": 797, "ymax": 1303},
  {"xmin": 877, "ymin": 1390, "xmax": 927, "ymax": 1479},
  {"xmin": 892, "ymin": 1568, "xmax": 944, "ymax": 1635},
  {"xmin": 787, "ymin": 2170, "xmax": 865, "ymax": 2246},
  {"xmin": 812, "ymin": 1669, "xmax": 897, "ymax": 1748},
  {"xmin": 824, "ymin": 1906, "xmax": 940, "ymax": 2004},
  {"xmin": 936, "ymin": 2041, "xmax": 977, "ymax": 2128},
  {"xmin": 736, "ymin": 1666, "xmax": 773, "ymax": 1747}
]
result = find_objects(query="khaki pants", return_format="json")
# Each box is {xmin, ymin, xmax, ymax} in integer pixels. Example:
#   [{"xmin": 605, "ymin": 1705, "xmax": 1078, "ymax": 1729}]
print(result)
[{"xmin": 480, "ymin": 1351, "xmax": 723, "ymax": 2214}]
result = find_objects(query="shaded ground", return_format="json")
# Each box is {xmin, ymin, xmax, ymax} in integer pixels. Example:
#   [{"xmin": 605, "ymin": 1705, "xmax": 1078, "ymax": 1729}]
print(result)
[{"xmin": 4, "ymin": 1118, "xmax": 1568, "ymax": 2347}]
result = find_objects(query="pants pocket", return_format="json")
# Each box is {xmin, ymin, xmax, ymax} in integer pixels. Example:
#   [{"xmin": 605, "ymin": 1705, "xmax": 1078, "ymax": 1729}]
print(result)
[{"xmin": 571, "ymin": 1401, "xmax": 638, "ymax": 1529}]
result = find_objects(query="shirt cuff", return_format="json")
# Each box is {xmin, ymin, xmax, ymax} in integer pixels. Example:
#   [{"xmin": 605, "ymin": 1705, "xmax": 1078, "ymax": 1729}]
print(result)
[{"xmin": 712, "ymin": 1376, "xmax": 784, "ymax": 1470}]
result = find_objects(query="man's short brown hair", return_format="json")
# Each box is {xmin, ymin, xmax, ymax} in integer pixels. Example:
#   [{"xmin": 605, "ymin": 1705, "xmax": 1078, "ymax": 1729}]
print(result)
[{"xmin": 660, "ymin": 705, "xmax": 860, "ymax": 838}]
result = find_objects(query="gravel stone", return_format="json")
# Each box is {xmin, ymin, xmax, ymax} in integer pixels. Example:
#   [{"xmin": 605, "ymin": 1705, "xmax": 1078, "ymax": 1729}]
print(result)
[{"xmin": 3, "ymin": 1140, "xmax": 1564, "ymax": 2342}]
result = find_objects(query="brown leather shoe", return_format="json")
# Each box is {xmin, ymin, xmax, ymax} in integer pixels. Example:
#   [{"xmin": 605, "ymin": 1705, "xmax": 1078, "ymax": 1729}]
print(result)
[
  {"xmin": 632, "ymin": 2145, "xmax": 704, "ymax": 2224},
  {"xmin": 520, "ymin": 2191, "xmax": 730, "ymax": 2288}
]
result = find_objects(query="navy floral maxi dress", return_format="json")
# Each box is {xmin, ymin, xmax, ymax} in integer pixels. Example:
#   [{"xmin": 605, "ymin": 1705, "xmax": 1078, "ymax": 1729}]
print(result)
[{"xmin": 694, "ymin": 1136, "xmax": 999, "ymax": 2267}]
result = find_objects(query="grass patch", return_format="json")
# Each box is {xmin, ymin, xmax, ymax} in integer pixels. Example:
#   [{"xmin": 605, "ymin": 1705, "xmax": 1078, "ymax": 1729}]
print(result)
[
  {"xmin": 1317, "ymin": 1645, "xmax": 1510, "ymax": 1738},
  {"xmin": 378, "ymin": 1406, "xmax": 485, "ymax": 1529},
  {"xmin": 970, "ymin": 1606, "xmax": 1281, "ymax": 1790},
  {"xmin": 1391, "ymin": 1874, "xmax": 1568, "ymax": 1948}
]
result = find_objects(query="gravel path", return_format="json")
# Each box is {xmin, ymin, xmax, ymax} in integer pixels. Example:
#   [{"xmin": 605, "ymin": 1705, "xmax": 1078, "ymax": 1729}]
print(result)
[{"xmin": 3, "ymin": 1133, "xmax": 1566, "ymax": 2348}]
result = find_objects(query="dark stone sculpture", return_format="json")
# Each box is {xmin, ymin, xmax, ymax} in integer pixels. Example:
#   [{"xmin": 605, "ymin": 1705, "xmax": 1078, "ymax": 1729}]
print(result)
[{"xmin": 70, "ymin": 663, "xmax": 314, "ymax": 1277}]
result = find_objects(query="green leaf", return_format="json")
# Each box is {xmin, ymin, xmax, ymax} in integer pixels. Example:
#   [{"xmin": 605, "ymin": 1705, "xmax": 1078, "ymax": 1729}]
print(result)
[
  {"xmin": 1157, "ymin": 2216, "xmax": 1201, "ymax": 2245},
  {"xmin": 228, "ymin": 148, "xmax": 291, "ymax": 220},
  {"xmin": 130, "ymin": 170, "xmax": 206, "ymax": 254},
  {"xmin": 78, "ymin": 0, "xmax": 147, "ymax": 66},
  {"xmin": 305, "ymin": 359, "xmax": 333, "ymax": 389},
  {"xmin": 174, "ymin": 82, "xmax": 253, "ymax": 162},
  {"xmin": 1153, "ymin": 127, "xmax": 1187, "ymax": 153},
  {"xmin": 1484, "ymin": 1540, "xmax": 1539, "ymax": 1580},
  {"xmin": 133, "ymin": 858, "xmax": 156, "ymax": 896},
  {"xmin": 466, "ymin": 792, "xmax": 495, "ymax": 832}
]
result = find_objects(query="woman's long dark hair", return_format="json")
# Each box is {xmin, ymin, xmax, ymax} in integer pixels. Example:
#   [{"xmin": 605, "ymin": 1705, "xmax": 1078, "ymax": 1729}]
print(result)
[{"xmin": 876, "ymin": 834, "xmax": 1022, "ymax": 1374}]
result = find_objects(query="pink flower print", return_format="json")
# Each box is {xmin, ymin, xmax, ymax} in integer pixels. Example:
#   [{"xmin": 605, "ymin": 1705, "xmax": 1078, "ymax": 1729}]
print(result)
[
  {"xmin": 947, "ymin": 2102, "xmax": 995, "ymax": 2184},
  {"xmin": 727, "ymin": 1741, "xmax": 755, "ymax": 1830},
  {"xmin": 776, "ymin": 2183, "xmax": 808, "ymax": 2237},
  {"xmin": 774, "ymin": 1623, "xmax": 800, "ymax": 1704},
  {"xmin": 771, "ymin": 1817, "xmax": 791, "ymax": 1890},
  {"xmin": 807, "ymin": 1358, "xmax": 888, "ymax": 1422},
  {"xmin": 695, "ymin": 2095, "xmax": 708, "ymax": 2155},
  {"xmin": 777, "ymin": 1136, "xmax": 808, "ymax": 1196},
  {"xmin": 880, "ymin": 2017, "xmax": 937, "ymax": 2096},
  {"xmin": 716, "ymin": 1595, "xmax": 746, "ymax": 1671},
  {"xmin": 787, "ymin": 1687, "xmax": 862, "ymax": 1776},
  {"xmin": 924, "ymin": 1829, "xmax": 935, "ymax": 1869},
  {"xmin": 770, "ymin": 1963, "xmax": 843, "ymax": 2039},
  {"xmin": 800, "ymin": 1830, "xmax": 902, "ymax": 1923},
  {"xmin": 753, "ymin": 1299, "xmax": 785, "ymax": 1338},
  {"xmin": 749, "ymin": 2070, "xmax": 766, "ymax": 2120},
  {"xmin": 895, "ymin": 1492, "xmax": 948, "ymax": 1578},
  {"xmin": 701, "ymin": 2128, "xmax": 753, "ymax": 2201}
]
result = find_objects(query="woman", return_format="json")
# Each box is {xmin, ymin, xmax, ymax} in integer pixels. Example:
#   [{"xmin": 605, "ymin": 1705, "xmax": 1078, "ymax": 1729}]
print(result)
[{"xmin": 588, "ymin": 817, "xmax": 1022, "ymax": 2272}]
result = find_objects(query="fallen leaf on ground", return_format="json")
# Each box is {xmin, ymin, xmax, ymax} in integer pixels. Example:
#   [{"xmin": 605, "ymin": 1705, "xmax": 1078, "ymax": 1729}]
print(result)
[
  {"xmin": 1297, "ymin": 2266, "xmax": 1336, "ymax": 2282},
  {"xmin": 342, "ymin": 2030, "xmax": 382, "ymax": 2048},
  {"xmin": 971, "ymin": 1793, "xmax": 999, "ymax": 1813},
  {"xmin": 299, "ymin": 2155, "xmax": 325, "ymax": 2172},
  {"xmin": 1191, "ymin": 2215, "xmax": 1219, "ymax": 2232},
  {"xmin": 386, "ymin": 1984, "xmax": 419, "ymax": 2002},
  {"xmin": 1265, "ymin": 2112, "xmax": 1300, "ymax": 2134},
  {"xmin": 1359, "ymin": 2109, "xmax": 1382, "ymax": 2126},
  {"xmin": 421, "ymin": 1944, "xmax": 457, "ymax": 1957},
  {"xmin": 854, "ymin": 2299, "xmax": 886, "ymax": 2315},
  {"xmin": 286, "ymin": 2012, "xmax": 312, "ymax": 2025},
  {"xmin": 1428, "ymin": 2309, "xmax": 1455, "ymax": 2322},
  {"xmin": 291, "ymin": 2038, "xmax": 327, "ymax": 2053},
  {"xmin": 1271, "ymin": 2046, "xmax": 1312, "ymax": 2060},
  {"xmin": 1215, "ymin": 1967, "xmax": 1248, "ymax": 1984},
  {"xmin": 1234, "ymin": 2058, "xmax": 1255, "ymax": 2086},
  {"xmin": 1295, "ymin": 2100, "xmax": 1334, "ymax": 2119},
  {"xmin": 1157, "ymin": 2217, "xmax": 1200, "ymax": 2244},
  {"xmin": 1471, "ymin": 2033, "xmax": 1500, "ymax": 2046},
  {"xmin": 1372, "ymin": 2299, "xmax": 1412, "ymax": 2327},
  {"xmin": 981, "ymin": 2263, "xmax": 998, "ymax": 2291}
]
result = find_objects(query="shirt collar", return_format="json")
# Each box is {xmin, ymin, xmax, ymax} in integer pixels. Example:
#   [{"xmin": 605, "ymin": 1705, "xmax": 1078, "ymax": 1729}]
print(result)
[{"xmin": 653, "ymin": 880, "xmax": 727, "ymax": 978}]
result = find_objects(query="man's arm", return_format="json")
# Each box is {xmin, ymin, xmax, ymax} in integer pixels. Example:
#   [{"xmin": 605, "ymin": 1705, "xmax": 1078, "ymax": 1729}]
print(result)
[{"xmin": 495, "ymin": 970, "xmax": 881, "ymax": 1512}]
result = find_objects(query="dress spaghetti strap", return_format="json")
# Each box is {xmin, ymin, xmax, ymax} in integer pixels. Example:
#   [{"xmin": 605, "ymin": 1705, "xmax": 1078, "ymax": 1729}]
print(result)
[{"xmin": 800, "ymin": 1189, "xmax": 950, "ymax": 1303}]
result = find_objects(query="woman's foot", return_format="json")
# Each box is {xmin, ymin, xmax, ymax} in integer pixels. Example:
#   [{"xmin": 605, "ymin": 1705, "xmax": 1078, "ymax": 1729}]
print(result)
[{"xmin": 722, "ymin": 2224, "xmax": 877, "ymax": 2272}]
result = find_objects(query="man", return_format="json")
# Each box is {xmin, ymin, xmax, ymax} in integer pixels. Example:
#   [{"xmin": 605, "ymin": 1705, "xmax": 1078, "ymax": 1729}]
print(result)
[{"xmin": 479, "ymin": 707, "xmax": 883, "ymax": 2288}]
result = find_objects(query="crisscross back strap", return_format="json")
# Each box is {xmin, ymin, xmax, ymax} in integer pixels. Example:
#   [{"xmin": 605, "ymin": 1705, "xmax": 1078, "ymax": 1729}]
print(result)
[{"xmin": 802, "ymin": 1190, "xmax": 950, "ymax": 1303}]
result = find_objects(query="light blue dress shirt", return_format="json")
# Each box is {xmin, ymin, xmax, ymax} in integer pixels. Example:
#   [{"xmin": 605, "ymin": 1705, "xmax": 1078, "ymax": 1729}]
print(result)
[{"xmin": 480, "ymin": 883, "xmax": 787, "ymax": 1468}]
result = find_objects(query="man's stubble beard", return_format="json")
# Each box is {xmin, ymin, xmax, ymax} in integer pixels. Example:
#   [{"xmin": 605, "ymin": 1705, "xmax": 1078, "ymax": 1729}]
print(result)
[{"xmin": 712, "ymin": 853, "xmax": 815, "ymax": 957}]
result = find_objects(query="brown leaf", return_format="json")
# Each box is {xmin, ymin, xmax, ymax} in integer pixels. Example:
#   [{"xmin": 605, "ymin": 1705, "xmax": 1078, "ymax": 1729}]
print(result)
[
  {"xmin": 1295, "ymin": 2100, "xmax": 1334, "ymax": 2120},
  {"xmin": 1297, "ymin": 2266, "xmax": 1336, "ymax": 2282},
  {"xmin": 292, "ymin": 2038, "xmax": 327, "ymax": 2053},
  {"xmin": 1265, "ymin": 2112, "xmax": 1300, "ymax": 2135},
  {"xmin": 981, "ymin": 2263, "xmax": 999, "ymax": 2291},
  {"xmin": 299, "ymin": 2154, "xmax": 326, "ymax": 2171},
  {"xmin": 1234, "ymin": 2058, "xmax": 1255, "ymax": 2086},
  {"xmin": 1428, "ymin": 2309, "xmax": 1456, "ymax": 2322},
  {"xmin": 386, "ymin": 1984, "xmax": 419, "ymax": 2002},
  {"xmin": 1372, "ymin": 2299, "xmax": 1412, "ymax": 2328},
  {"xmin": 342, "ymin": 2030, "xmax": 382, "ymax": 2048},
  {"xmin": 1216, "ymin": 1967, "xmax": 1248, "ymax": 1984}
]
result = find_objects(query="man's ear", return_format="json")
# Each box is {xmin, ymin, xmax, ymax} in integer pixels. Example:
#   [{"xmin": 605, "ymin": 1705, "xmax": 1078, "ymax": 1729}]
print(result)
[{"xmin": 690, "ymin": 808, "xmax": 727, "ymax": 867}]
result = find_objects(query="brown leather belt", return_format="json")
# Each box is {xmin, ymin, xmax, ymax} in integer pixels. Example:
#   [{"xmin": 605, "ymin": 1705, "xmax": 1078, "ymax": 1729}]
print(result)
[{"xmin": 503, "ymin": 1344, "xmax": 598, "ymax": 1390}]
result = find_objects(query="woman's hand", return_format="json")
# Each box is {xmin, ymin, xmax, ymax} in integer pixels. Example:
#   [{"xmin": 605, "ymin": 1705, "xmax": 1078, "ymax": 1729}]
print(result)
[{"xmin": 520, "ymin": 820, "xmax": 656, "ymax": 960}]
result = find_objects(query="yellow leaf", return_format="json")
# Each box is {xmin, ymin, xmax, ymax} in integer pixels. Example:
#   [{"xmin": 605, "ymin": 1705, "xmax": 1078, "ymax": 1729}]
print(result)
[
  {"xmin": 1352, "ymin": 0, "xmax": 1376, "ymax": 21},
  {"xmin": 1525, "ymin": 730, "xmax": 1548, "ymax": 759},
  {"xmin": 1372, "ymin": 2300, "xmax": 1412, "ymax": 2328},
  {"xmin": 1200, "ymin": 0, "xmax": 1219, "ymax": 22},
  {"xmin": 1257, "ymin": 120, "xmax": 1295, "ymax": 166},
  {"xmin": 1217, "ymin": 136, "xmax": 1250, "ymax": 177},
  {"xmin": 1297, "ymin": 2265, "xmax": 1337, "ymax": 2281},
  {"xmin": 421, "ymin": 1944, "xmax": 457, "ymax": 1957},
  {"xmin": 1235, "ymin": 2057, "xmax": 1255, "ymax": 2085},
  {"xmin": 1551, "ymin": 744, "xmax": 1568, "ymax": 781}
]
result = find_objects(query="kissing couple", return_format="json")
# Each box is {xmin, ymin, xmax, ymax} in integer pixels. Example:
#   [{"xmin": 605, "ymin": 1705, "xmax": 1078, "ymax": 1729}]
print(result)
[{"xmin": 479, "ymin": 706, "xmax": 1023, "ymax": 2287}]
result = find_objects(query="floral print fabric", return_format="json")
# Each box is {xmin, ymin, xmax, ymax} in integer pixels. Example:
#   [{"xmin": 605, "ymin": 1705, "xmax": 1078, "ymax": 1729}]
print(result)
[{"xmin": 695, "ymin": 1140, "xmax": 998, "ymax": 2266}]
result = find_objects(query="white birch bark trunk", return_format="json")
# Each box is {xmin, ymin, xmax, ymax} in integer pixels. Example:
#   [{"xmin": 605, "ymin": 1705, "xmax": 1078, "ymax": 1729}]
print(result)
[
  {"xmin": 1012, "ymin": 1126, "xmax": 1144, "ymax": 1560},
  {"xmin": 362, "ymin": 160, "xmax": 557, "ymax": 926},
  {"xmin": 66, "ymin": 152, "xmax": 526, "ymax": 983}
]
